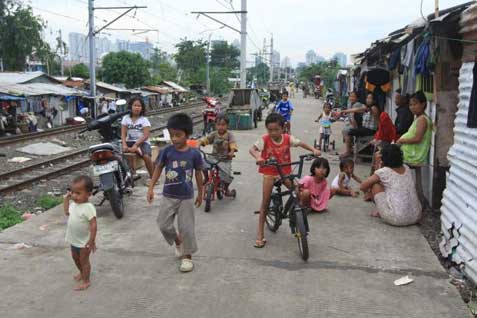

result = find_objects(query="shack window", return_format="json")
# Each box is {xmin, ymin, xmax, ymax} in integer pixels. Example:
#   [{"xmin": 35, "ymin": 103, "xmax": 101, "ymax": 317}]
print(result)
[{"xmin": 467, "ymin": 63, "xmax": 477, "ymax": 128}]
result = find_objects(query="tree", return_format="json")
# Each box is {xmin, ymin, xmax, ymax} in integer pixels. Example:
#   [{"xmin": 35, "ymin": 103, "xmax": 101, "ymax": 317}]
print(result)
[
  {"xmin": 0, "ymin": 1, "xmax": 50, "ymax": 71},
  {"xmin": 101, "ymin": 51, "xmax": 151, "ymax": 88},
  {"xmin": 67, "ymin": 63, "xmax": 89, "ymax": 78},
  {"xmin": 247, "ymin": 62, "xmax": 270, "ymax": 86},
  {"xmin": 297, "ymin": 61, "xmax": 341, "ymax": 89},
  {"xmin": 150, "ymin": 48, "xmax": 177, "ymax": 83},
  {"xmin": 210, "ymin": 41, "xmax": 240, "ymax": 69},
  {"xmin": 174, "ymin": 39, "xmax": 206, "ymax": 85}
]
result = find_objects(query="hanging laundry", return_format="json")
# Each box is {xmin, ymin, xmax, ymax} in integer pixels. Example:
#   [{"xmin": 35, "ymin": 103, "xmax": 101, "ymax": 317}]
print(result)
[
  {"xmin": 388, "ymin": 48, "xmax": 401, "ymax": 71},
  {"xmin": 401, "ymin": 39, "xmax": 415, "ymax": 68},
  {"xmin": 415, "ymin": 38, "xmax": 431, "ymax": 76}
]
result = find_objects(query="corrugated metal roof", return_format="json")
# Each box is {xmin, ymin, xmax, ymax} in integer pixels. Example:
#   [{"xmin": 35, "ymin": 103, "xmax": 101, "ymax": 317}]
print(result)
[
  {"xmin": 84, "ymin": 80, "xmax": 128, "ymax": 93},
  {"xmin": 0, "ymin": 71, "xmax": 60, "ymax": 85},
  {"xmin": 0, "ymin": 83, "xmax": 86, "ymax": 97},
  {"xmin": 161, "ymin": 81, "xmax": 188, "ymax": 92},
  {"xmin": 142, "ymin": 86, "xmax": 174, "ymax": 94},
  {"xmin": 440, "ymin": 61, "xmax": 477, "ymax": 283}
]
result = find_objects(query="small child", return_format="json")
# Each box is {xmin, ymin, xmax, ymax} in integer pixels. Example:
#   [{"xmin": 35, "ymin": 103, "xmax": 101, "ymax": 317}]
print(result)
[
  {"xmin": 147, "ymin": 113, "xmax": 204, "ymax": 273},
  {"xmin": 274, "ymin": 91, "xmax": 294, "ymax": 134},
  {"xmin": 315, "ymin": 102, "xmax": 333, "ymax": 150},
  {"xmin": 331, "ymin": 158, "xmax": 362, "ymax": 197},
  {"xmin": 200, "ymin": 114, "xmax": 238, "ymax": 196},
  {"xmin": 249, "ymin": 113, "xmax": 321, "ymax": 248},
  {"xmin": 64, "ymin": 175, "xmax": 97, "ymax": 291},
  {"xmin": 299, "ymin": 158, "xmax": 331, "ymax": 213},
  {"xmin": 121, "ymin": 97, "xmax": 154, "ymax": 178}
]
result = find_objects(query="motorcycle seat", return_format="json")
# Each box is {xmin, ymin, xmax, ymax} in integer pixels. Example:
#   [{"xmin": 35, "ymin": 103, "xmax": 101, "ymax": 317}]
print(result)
[{"xmin": 89, "ymin": 143, "xmax": 115, "ymax": 153}]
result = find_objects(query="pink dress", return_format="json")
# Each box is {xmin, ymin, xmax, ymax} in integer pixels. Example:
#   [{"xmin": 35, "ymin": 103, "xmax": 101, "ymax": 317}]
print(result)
[{"xmin": 299, "ymin": 176, "xmax": 331, "ymax": 212}]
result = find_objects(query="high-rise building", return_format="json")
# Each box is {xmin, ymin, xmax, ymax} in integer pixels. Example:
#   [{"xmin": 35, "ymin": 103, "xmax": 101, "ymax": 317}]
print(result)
[
  {"xmin": 68, "ymin": 32, "xmax": 88, "ymax": 62},
  {"xmin": 281, "ymin": 56, "xmax": 291, "ymax": 68},
  {"xmin": 305, "ymin": 50, "xmax": 317, "ymax": 65},
  {"xmin": 272, "ymin": 50, "xmax": 280, "ymax": 67},
  {"xmin": 315, "ymin": 55, "xmax": 326, "ymax": 63},
  {"xmin": 129, "ymin": 41, "xmax": 153, "ymax": 60},
  {"xmin": 332, "ymin": 52, "xmax": 347, "ymax": 67}
]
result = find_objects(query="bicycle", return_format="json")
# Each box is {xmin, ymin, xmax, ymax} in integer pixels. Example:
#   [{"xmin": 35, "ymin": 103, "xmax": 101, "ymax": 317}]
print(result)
[
  {"xmin": 200, "ymin": 150, "xmax": 236, "ymax": 213},
  {"xmin": 313, "ymin": 118, "xmax": 335, "ymax": 152},
  {"xmin": 263, "ymin": 154, "xmax": 316, "ymax": 261}
]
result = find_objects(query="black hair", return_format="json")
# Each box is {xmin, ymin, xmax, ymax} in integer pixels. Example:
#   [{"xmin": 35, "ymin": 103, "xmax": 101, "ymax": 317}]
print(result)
[
  {"xmin": 410, "ymin": 90, "xmax": 427, "ymax": 107},
  {"xmin": 282, "ymin": 91, "xmax": 289, "ymax": 96},
  {"xmin": 167, "ymin": 113, "xmax": 193, "ymax": 136},
  {"xmin": 265, "ymin": 112, "xmax": 285, "ymax": 128},
  {"xmin": 323, "ymin": 102, "xmax": 332, "ymax": 109},
  {"xmin": 380, "ymin": 144, "xmax": 403, "ymax": 168},
  {"xmin": 72, "ymin": 175, "xmax": 94, "ymax": 193},
  {"xmin": 349, "ymin": 91, "xmax": 358, "ymax": 97},
  {"xmin": 215, "ymin": 113, "xmax": 229, "ymax": 124},
  {"xmin": 395, "ymin": 88, "xmax": 402, "ymax": 94},
  {"xmin": 129, "ymin": 97, "xmax": 146, "ymax": 116},
  {"xmin": 339, "ymin": 158, "xmax": 354, "ymax": 171},
  {"xmin": 310, "ymin": 157, "xmax": 330, "ymax": 178}
]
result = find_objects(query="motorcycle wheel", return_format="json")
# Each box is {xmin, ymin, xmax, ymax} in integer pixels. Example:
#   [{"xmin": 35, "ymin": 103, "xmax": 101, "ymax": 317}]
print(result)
[{"xmin": 106, "ymin": 182, "xmax": 124, "ymax": 219}]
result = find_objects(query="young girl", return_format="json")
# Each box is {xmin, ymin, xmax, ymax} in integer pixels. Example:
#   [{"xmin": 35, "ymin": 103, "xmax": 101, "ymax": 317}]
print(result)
[
  {"xmin": 64, "ymin": 175, "xmax": 97, "ymax": 291},
  {"xmin": 331, "ymin": 158, "xmax": 362, "ymax": 197},
  {"xmin": 249, "ymin": 113, "xmax": 320, "ymax": 248},
  {"xmin": 299, "ymin": 158, "xmax": 331, "ymax": 212},
  {"xmin": 121, "ymin": 97, "xmax": 154, "ymax": 178},
  {"xmin": 360, "ymin": 144, "xmax": 422, "ymax": 226},
  {"xmin": 315, "ymin": 103, "xmax": 333, "ymax": 150}
]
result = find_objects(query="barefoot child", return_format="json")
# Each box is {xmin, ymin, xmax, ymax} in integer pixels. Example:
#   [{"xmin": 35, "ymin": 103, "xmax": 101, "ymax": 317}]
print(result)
[
  {"xmin": 200, "ymin": 114, "xmax": 238, "ymax": 196},
  {"xmin": 147, "ymin": 113, "xmax": 204, "ymax": 272},
  {"xmin": 331, "ymin": 158, "xmax": 362, "ymax": 197},
  {"xmin": 64, "ymin": 175, "xmax": 97, "ymax": 291},
  {"xmin": 249, "ymin": 113, "xmax": 321, "ymax": 248},
  {"xmin": 299, "ymin": 157, "xmax": 332, "ymax": 212}
]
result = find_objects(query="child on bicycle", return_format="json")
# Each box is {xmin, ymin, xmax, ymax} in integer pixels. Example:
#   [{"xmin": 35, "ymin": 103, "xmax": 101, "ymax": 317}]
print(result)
[
  {"xmin": 147, "ymin": 113, "xmax": 204, "ymax": 273},
  {"xmin": 249, "ymin": 113, "xmax": 320, "ymax": 248},
  {"xmin": 331, "ymin": 158, "xmax": 362, "ymax": 197},
  {"xmin": 199, "ymin": 114, "xmax": 238, "ymax": 196},
  {"xmin": 299, "ymin": 157, "xmax": 331, "ymax": 213},
  {"xmin": 315, "ymin": 102, "xmax": 333, "ymax": 150},
  {"xmin": 274, "ymin": 91, "xmax": 294, "ymax": 134}
]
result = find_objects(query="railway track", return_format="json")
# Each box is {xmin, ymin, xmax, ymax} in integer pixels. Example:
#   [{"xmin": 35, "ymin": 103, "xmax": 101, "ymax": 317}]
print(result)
[
  {"xmin": 0, "ymin": 101, "xmax": 203, "ymax": 147},
  {"xmin": 0, "ymin": 114, "xmax": 204, "ymax": 195}
]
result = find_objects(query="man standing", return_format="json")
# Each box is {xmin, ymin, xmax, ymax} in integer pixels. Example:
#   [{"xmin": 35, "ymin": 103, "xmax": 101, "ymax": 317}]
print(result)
[{"xmin": 394, "ymin": 89, "xmax": 414, "ymax": 137}]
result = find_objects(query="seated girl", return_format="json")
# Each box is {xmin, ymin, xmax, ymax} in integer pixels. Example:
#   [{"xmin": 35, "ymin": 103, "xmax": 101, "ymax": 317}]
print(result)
[{"xmin": 299, "ymin": 158, "xmax": 331, "ymax": 213}]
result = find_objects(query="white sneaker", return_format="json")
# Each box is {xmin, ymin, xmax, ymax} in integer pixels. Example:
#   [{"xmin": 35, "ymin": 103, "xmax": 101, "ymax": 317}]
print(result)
[
  {"xmin": 179, "ymin": 258, "xmax": 194, "ymax": 272},
  {"xmin": 175, "ymin": 244, "xmax": 183, "ymax": 258}
]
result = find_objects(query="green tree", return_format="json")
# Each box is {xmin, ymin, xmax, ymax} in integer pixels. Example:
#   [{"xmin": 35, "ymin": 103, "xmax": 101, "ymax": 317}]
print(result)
[
  {"xmin": 297, "ymin": 60, "xmax": 341, "ymax": 89},
  {"xmin": 150, "ymin": 48, "xmax": 177, "ymax": 83},
  {"xmin": 210, "ymin": 41, "xmax": 240, "ymax": 69},
  {"xmin": 101, "ymin": 51, "xmax": 151, "ymax": 88},
  {"xmin": 247, "ymin": 62, "xmax": 270, "ymax": 86},
  {"xmin": 174, "ymin": 39, "xmax": 206, "ymax": 85},
  {"xmin": 67, "ymin": 63, "xmax": 89, "ymax": 78},
  {"xmin": 0, "ymin": 1, "xmax": 49, "ymax": 71}
]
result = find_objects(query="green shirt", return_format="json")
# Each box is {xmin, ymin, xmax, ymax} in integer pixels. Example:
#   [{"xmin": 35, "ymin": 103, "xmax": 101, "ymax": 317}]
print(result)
[
  {"xmin": 65, "ymin": 202, "xmax": 96, "ymax": 248},
  {"xmin": 401, "ymin": 115, "xmax": 432, "ymax": 165}
]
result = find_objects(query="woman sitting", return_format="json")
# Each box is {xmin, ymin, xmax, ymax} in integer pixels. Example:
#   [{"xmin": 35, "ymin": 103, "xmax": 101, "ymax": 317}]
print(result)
[
  {"xmin": 360, "ymin": 144, "xmax": 422, "ymax": 226},
  {"xmin": 396, "ymin": 91, "xmax": 432, "ymax": 165}
]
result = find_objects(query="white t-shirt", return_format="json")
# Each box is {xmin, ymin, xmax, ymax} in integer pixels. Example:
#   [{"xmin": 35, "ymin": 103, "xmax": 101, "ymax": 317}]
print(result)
[
  {"xmin": 121, "ymin": 115, "xmax": 151, "ymax": 144},
  {"xmin": 65, "ymin": 202, "xmax": 96, "ymax": 248},
  {"xmin": 331, "ymin": 172, "xmax": 350, "ymax": 189}
]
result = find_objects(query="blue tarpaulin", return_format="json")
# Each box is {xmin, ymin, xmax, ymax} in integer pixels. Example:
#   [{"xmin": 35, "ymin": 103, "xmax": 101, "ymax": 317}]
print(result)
[{"xmin": 0, "ymin": 94, "xmax": 25, "ymax": 101}]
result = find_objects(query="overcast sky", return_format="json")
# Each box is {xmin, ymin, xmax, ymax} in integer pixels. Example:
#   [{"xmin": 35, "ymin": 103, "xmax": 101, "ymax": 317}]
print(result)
[{"xmin": 29, "ymin": 0, "xmax": 467, "ymax": 66}]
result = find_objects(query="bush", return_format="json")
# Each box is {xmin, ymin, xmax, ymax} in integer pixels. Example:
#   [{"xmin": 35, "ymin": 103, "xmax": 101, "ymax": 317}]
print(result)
[
  {"xmin": 0, "ymin": 205, "xmax": 23, "ymax": 230},
  {"xmin": 37, "ymin": 195, "xmax": 63, "ymax": 210}
]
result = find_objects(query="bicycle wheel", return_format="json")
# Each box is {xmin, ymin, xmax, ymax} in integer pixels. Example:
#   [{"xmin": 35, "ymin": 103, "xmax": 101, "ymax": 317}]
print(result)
[
  {"xmin": 295, "ymin": 209, "xmax": 309, "ymax": 261},
  {"xmin": 265, "ymin": 196, "xmax": 282, "ymax": 232},
  {"xmin": 204, "ymin": 183, "xmax": 213, "ymax": 212}
]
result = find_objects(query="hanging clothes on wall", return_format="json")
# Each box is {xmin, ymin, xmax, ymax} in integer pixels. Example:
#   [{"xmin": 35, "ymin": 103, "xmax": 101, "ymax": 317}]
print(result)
[
  {"xmin": 415, "ymin": 37, "xmax": 431, "ymax": 76},
  {"xmin": 388, "ymin": 48, "xmax": 401, "ymax": 71}
]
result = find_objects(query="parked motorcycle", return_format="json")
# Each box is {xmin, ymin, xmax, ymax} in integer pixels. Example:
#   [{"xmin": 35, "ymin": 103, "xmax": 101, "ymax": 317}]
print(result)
[
  {"xmin": 202, "ymin": 96, "xmax": 220, "ymax": 136},
  {"xmin": 78, "ymin": 99, "xmax": 133, "ymax": 219},
  {"xmin": 325, "ymin": 89, "xmax": 335, "ymax": 107}
]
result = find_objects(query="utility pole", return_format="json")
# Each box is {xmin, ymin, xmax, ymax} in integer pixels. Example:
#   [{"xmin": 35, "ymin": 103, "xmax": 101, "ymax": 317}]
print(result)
[
  {"xmin": 206, "ymin": 33, "xmax": 212, "ymax": 94},
  {"xmin": 191, "ymin": 3, "xmax": 248, "ymax": 88},
  {"xmin": 88, "ymin": 0, "xmax": 97, "ymax": 118},
  {"xmin": 58, "ymin": 30, "xmax": 64, "ymax": 76},
  {"xmin": 435, "ymin": 0, "xmax": 439, "ymax": 18},
  {"xmin": 239, "ymin": 0, "xmax": 247, "ymax": 88},
  {"xmin": 269, "ymin": 35, "xmax": 273, "ymax": 83},
  {"xmin": 87, "ymin": 2, "xmax": 147, "ymax": 118}
]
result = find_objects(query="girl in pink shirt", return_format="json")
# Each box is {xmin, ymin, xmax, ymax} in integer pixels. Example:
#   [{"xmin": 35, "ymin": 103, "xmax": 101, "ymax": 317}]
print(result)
[{"xmin": 299, "ymin": 158, "xmax": 331, "ymax": 212}]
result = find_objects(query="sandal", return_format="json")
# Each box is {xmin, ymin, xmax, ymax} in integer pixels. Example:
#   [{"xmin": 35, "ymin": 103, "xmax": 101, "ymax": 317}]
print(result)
[{"xmin": 254, "ymin": 238, "xmax": 267, "ymax": 248}]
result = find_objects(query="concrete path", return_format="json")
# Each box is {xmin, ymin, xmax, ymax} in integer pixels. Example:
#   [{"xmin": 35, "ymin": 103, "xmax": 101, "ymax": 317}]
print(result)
[{"xmin": 0, "ymin": 95, "xmax": 470, "ymax": 318}]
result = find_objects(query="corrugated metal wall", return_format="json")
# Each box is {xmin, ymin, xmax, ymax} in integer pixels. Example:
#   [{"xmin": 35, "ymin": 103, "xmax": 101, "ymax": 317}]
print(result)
[{"xmin": 440, "ymin": 61, "xmax": 477, "ymax": 283}]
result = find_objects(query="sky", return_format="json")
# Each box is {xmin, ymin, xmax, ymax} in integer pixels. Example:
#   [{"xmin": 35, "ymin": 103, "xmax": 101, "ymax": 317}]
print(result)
[{"xmin": 28, "ymin": 0, "xmax": 468, "ymax": 66}]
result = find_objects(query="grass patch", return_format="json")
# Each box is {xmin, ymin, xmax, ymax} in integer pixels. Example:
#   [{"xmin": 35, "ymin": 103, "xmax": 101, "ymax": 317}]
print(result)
[
  {"xmin": 0, "ymin": 205, "xmax": 23, "ymax": 230},
  {"xmin": 37, "ymin": 195, "xmax": 63, "ymax": 210}
]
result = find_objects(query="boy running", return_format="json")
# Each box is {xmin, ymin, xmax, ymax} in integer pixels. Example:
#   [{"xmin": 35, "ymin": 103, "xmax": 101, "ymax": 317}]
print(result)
[{"xmin": 147, "ymin": 113, "xmax": 204, "ymax": 272}]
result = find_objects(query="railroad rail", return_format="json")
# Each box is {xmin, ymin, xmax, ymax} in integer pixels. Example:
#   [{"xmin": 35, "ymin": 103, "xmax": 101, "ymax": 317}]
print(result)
[
  {"xmin": 0, "ymin": 114, "xmax": 204, "ymax": 195},
  {"xmin": 0, "ymin": 101, "xmax": 204, "ymax": 147}
]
